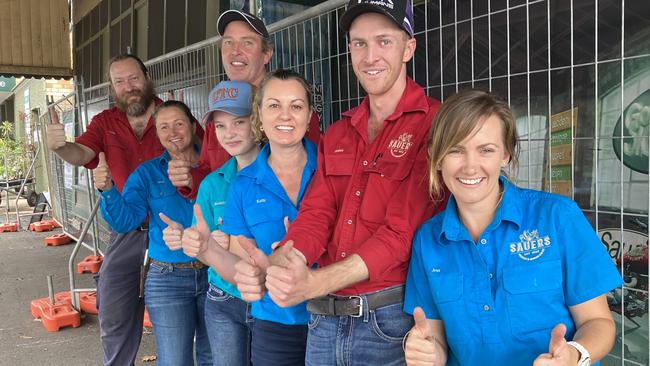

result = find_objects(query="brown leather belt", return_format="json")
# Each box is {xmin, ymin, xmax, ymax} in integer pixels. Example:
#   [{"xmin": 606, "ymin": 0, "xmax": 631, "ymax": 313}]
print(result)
[
  {"xmin": 149, "ymin": 258, "xmax": 206, "ymax": 270},
  {"xmin": 307, "ymin": 285, "xmax": 404, "ymax": 317}
]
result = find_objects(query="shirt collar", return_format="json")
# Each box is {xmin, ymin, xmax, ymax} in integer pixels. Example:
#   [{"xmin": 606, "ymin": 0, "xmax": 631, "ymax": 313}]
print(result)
[
  {"xmin": 439, "ymin": 176, "xmax": 522, "ymax": 243},
  {"xmin": 216, "ymin": 157, "xmax": 239, "ymax": 184},
  {"xmin": 342, "ymin": 77, "xmax": 429, "ymax": 129},
  {"xmin": 159, "ymin": 143, "xmax": 201, "ymax": 165},
  {"xmin": 241, "ymin": 138, "xmax": 318, "ymax": 184}
]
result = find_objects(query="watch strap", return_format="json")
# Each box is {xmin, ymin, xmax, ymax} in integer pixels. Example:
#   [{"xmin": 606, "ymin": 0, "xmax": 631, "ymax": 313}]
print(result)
[{"xmin": 567, "ymin": 341, "xmax": 591, "ymax": 366}]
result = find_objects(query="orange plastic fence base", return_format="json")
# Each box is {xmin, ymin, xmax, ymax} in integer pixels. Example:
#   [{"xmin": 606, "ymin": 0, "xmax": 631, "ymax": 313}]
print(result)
[
  {"xmin": 143, "ymin": 308, "xmax": 152, "ymax": 328},
  {"xmin": 44, "ymin": 233, "xmax": 73, "ymax": 246},
  {"xmin": 29, "ymin": 221, "xmax": 54, "ymax": 232},
  {"xmin": 31, "ymin": 292, "xmax": 72, "ymax": 319},
  {"xmin": 79, "ymin": 292, "xmax": 98, "ymax": 314},
  {"xmin": 0, "ymin": 222, "xmax": 19, "ymax": 232},
  {"xmin": 41, "ymin": 219, "xmax": 62, "ymax": 228},
  {"xmin": 76, "ymin": 255, "xmax": 103, "ymax": 274},
  {"xmin": 40, "ymin": 302, "xmax": 81, "ymax": 332}
]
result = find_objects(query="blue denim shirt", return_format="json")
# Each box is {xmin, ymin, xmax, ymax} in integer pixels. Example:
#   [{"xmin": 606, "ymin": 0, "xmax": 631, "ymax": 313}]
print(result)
[
  {"xmin": 221, "ymin": 139, "xmax": 317, "ymax": 325},
  {"xmin": 100, "ymin": 150, "xmax": 197, "ymax": 263},
  {"xmin": 404, "ymin": 177, "xmax": 622, "ymax": 366},
  {"xmin": 195, "ymin": 156, "xmax": 241, "ymax": 298}
]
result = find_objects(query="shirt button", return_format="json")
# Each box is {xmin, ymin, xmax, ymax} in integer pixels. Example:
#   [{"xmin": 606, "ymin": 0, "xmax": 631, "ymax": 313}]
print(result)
[
  {"xmin": 346, "ymin": 219, "xmax": 353, "ymax": 225},
  {"xmin": 355, "ymin": 190, "xmax": 361, "ymax": 197},
  {"xmin": 341, "ymin": 252, "xmax": 347, "ymax": 258},
  {"xmin": 489, "ymin": 273, "xmax": 493, "ymax": 279},
  {"xmin": 483, "ymin": 305, "xmax": 490, "ymax": 311},
  {"xmin": 362, "ymin": 160, "xmax": 368, "ymax": 166},
  {"xmin": 480, "ymin": 238, "xmax": 487, "ymax": 245}
]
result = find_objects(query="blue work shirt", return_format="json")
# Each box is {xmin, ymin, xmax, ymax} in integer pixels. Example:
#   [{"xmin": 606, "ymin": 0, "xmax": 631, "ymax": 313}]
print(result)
[
  {"xmin": 100, "ymin": 150, "xmax": 198, "ymax": 264},
  {"xmin": 221, "ymin": 139, "xmax": 317, "ymax": 325},
  {"xmin": 404, "ymin": 177, "xmax": 622, "ymax": 366},
  {"xmin": 194, "ymin": 156, "xmax": 241, "ymax": 298}
]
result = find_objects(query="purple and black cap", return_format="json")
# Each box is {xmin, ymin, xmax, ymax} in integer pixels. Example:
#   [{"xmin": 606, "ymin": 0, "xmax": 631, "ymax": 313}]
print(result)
[{"xmin": 339, "ymin": 0, "xmax": 415, "ymax": 38}]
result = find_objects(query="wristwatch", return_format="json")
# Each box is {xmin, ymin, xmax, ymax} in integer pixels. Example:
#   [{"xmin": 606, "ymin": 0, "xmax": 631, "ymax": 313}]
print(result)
[{"xmin": 567, "ymin": 341, "xmax": 591, "ymax": 366}]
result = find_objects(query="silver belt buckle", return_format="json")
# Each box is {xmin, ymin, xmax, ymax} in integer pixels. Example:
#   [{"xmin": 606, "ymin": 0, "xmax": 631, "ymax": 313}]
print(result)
[{"xmin": 349, "ymin": 296, "xmax": 363, "ymax": 317}]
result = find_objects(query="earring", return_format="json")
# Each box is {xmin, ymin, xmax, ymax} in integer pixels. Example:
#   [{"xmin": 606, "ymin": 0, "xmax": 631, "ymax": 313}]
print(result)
[{"xmin": 260, "ymin": 126, "xmax": 264, "ymax": 131}]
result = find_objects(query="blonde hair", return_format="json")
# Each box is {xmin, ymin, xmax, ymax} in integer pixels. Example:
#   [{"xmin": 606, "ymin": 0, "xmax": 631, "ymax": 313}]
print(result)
[
  {"xmin": 251, "ymin": 69, "xmax": 313, "ymax": 144},
  {"xmin": 428, "ymin": 89, "xmax": 519, "ymax": 201}
]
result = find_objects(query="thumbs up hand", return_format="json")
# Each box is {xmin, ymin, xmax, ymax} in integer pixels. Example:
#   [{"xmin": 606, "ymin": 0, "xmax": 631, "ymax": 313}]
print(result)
[
  {"xmin": 181, "ymin": 204, "xmax": 211, "ymax": 259},
  {"xmin": 167, "ymin": 142, "xmax": 193, "ymax": 188},
  {"xmin": 234, "ymin": 235, "xmax": 271, "ymax": 302},
  {"xmin": 93, "ymin": 152, "xmax": 113, "ymax": 191},
  {"xmin": 405, "ymin": 307, "xmax": 442, "ymax": 366},
  {"xmin": 159, "ymin": 212, "xmax": 184, "ymax": 251},
  {"xmin": 46, "ymin": 106, "xmax": 67, "ymax": 150},
  {"xmin": 533, "ymin": 324, "xmax": 580, "ymax": 366}
]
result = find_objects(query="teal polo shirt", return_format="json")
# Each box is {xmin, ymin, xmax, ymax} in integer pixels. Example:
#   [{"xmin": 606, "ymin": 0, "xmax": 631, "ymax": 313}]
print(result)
[{"xmin": 194, "ymin": 156, "xmax": 241, "ymax": 298}]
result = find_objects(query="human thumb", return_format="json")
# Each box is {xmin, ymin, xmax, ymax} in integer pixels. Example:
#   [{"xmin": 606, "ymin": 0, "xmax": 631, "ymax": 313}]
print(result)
[
  {"xmin": 413, "ymin": 307, "xmax": 434, "ymax": 340},
  {"xmin": 549, "ymin": 323, "xmax": 567, "ymax": 356},
  {"xmin": 48, "ymin": 105, "xmax": 60, "ymax": 124},
  {"xmin": 159, "ymin": 212, "xmax": 182, "ymax": 230},
  {"xmin": 98, "ymin": 152, "xmax": 107, "ymax": 166},
  {"xmin": 193, "ymin": 204, "xmax": 209, "ymax": 235}
]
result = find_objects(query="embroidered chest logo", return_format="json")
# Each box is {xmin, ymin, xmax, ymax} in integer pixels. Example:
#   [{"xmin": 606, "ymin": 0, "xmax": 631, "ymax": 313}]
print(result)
[
  {"xmin": 509, "ymin": 229, "xmax": 551, "ymax": 261},
  {"xmin": 387, "ymin": 133, "xmax": 413, "ymax": 158}
]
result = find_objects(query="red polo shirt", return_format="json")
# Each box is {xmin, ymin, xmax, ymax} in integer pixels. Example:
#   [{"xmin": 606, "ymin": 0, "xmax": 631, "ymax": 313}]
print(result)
[
  {"xmin": 76, "ymin": 98, "xmax": 204, "ymax": 192},
  {"xmin": 181, "ymin": 111, "xmax": 321, "ymax": 199},
  {"xmin": 285, "ymin": 78, "xmax": 445, "ymax": 295}
]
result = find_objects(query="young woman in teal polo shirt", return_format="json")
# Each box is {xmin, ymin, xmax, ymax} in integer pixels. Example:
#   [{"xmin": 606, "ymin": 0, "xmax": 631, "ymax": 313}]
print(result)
[{"xmin": 403, "ymin": 90, "xmax": 622, "ymax": 366}]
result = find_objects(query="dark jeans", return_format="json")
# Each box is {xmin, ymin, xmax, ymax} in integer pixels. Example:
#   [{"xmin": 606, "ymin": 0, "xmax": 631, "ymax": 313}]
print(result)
[
  {"xmin": 251, "ymin": 318, "xmax": 308, "ymax": 366},
  {"xmin": 95, "ymin": 230, "xmax": 147, "ymax": 366},
  {"xmin": 204, "ymin": 284, "xmax": 253, "ymax": 366}
]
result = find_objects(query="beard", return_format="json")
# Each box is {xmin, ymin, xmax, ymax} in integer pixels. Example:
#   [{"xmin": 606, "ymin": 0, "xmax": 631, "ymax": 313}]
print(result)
[{"xmin": 114, "ymin": 80, "xmax": 155, "ymax": 117}]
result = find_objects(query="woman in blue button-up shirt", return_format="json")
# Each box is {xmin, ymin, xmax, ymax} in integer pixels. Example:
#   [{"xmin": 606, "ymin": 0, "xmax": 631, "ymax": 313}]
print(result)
[
  {"xmin": 94, "ymin": 100, "xmax": 211, "ymax": 366},
  {"xmin": 183, "ymin": 69, "xmax": 317, "ymax": 366},
  {"xmin": 402, "ymin": 90, "xmax": 622, "ymax": 366}
]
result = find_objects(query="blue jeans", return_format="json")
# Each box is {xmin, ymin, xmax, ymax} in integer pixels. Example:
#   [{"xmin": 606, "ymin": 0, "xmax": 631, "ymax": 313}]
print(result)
[
  {"xmin": 251, "ymin": 319, "xmax": 308, "ymax": 366},
  {"xmin": 204, "ymin": 284, "xmax": 253, "ymax": 366},
  {"xmin": 145, "ymin": 262, "xmax": 212, "ymax": 366},
  {"xmin": 305, "ymin": 292, "xmax": 413, "ymax": 365}
]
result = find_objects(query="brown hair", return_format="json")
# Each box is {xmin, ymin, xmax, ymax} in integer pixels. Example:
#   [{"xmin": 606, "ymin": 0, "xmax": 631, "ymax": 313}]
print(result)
[
  {"xmin": 428, "ymin": 89, "xmax": 519, "ymax": 201},
  {"xmin": 251, "ymin": 69, "xmax": 313, "ymax": 144}
]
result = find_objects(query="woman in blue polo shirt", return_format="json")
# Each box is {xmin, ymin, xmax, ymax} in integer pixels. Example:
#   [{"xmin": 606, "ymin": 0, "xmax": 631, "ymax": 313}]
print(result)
[
  {"xmin": 183, "ymin": 69, "xmax": 316, "ymax": 366},
  {"xmin": 403, "ymin": 90, "xmax": 622, "ymax": 366},
  {"xmin": 94, "ymin": 100, "xmax": 211, "ymax": 366},
  {"xmin": 161, "ymin": 80, "xmax": 261, "ymax": 366}
]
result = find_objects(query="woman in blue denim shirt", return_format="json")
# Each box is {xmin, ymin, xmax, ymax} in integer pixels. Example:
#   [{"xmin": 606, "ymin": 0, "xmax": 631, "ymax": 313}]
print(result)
[
  {"xmin": 94, "ymin": 100, "xmax": 211, "ymax": 366},
  {"xmin": 402, "ymin": 90, "xmax": 622, "ymax": 366},
  {"xmin": 183, "ymin": 69, "xmax": 317, "ymax": 366}
]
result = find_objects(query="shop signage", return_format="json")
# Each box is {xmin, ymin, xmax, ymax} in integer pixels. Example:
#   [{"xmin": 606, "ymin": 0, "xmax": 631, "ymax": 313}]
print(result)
[
  {"xmin": 544, "ymin": 107, "xmax": 578, "ymax": 197},
  {"xmin": 0, "ymin": 76, "xmax": 15, "ymax": 92},
  {"xmin": 613, "ymin": 89, "xmax": 649, "ymax": 174}
]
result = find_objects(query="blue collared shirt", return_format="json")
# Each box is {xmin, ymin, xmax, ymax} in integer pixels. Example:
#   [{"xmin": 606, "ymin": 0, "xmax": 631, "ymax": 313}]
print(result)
[
  {"xmin": 404, "ymin": 177, "xmax": 622, "ymax": 366},
  {"xmin": 195, "ymin": 156, "xmax": 240, "ymax": 298},
  {"xmin": 100, "ymin": 150, "xmax": 197, "ymax": 263},
  {"xmin": 221, "ymin": 139, "xmax": 317, "ymax": 325}
]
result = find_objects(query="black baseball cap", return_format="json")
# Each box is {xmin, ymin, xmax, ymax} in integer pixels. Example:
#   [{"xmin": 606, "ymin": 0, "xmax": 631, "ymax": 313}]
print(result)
[
  {"xmin": 340, "ymin": 0, "xmax": 415, "ymax": 38},
  {"xmin": 217, "ymin": 9, "xmax": 270, "ymax": 39}
]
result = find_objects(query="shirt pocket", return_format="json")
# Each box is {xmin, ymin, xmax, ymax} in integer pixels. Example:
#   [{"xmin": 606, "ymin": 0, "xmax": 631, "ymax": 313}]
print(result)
[
  {"xmin": 359, "ymin": 157, "xmax": 415, "ymax": 225},
  {"xmin": 149, "ymin": 178, "xmax": 177, "ymax": 201},
  {"xmin": 428, "ymin": 272, "xmax": 465, "ymax": 343},
  {"xmin": 105, "ymin": 132, "xmax": 126, "ymax": 150},
  {"xmin": 503, "ymin": 260, "xmax": 565, "ymax": 337},
  {"xmin": 324, "ymin": 153, "xmax": 355, "ymax": 176},
  {"xmin": 244, "ymin": 199, "xmax": 284, "ymax": 252}
]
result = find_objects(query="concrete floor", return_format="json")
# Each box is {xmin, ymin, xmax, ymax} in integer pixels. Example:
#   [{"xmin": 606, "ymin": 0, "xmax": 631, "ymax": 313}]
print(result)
[{"xmin": 0, "ymin": 195, "xmax": 156, "ymax": 365}]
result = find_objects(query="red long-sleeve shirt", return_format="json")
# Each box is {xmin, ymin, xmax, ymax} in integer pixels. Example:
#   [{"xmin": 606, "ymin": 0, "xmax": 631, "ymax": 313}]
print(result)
[{"xmin": 285, "ymin": 78, "xmax": 444, "ymax": 295}]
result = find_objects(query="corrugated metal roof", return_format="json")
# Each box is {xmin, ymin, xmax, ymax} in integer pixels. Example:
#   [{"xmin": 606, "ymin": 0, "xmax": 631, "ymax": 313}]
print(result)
[{"xmin": 0, "ymin": 0, "xmax": 72, "ymax": 78}]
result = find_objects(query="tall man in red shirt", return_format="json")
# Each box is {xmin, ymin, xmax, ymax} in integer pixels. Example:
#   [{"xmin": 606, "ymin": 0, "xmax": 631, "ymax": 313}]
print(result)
[
  {"xmin": 232, "ymin": 1, "xmax": 444, "ymax": 364},
  {"xmin": 46, "ymin": 54, "xmax": 188, "ymax": 366},
  {"xmin": 169, "ymin": 9, "xmax": 320, "ymax": 197}
]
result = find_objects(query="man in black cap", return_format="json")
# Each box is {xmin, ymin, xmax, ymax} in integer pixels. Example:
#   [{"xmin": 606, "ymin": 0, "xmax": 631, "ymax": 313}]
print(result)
[
  {"xmin": 235, "ymin": 0, "xmax": 444, "ymax": 365},
  {"xmin": 168, "ymin": 9, "xmax": 320, "ymax": 196}
]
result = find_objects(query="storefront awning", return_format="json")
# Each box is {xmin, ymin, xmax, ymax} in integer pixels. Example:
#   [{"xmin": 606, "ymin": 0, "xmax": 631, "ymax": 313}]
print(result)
[{"xmin": 0, "ymin": 0, "xmax": 72, "ymax": 79}]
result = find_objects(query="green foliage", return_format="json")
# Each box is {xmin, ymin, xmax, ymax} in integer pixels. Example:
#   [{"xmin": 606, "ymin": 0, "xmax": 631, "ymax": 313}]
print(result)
[{"xmin": 0, "ymin": 121, "xmax": 32, "ymax": 180}]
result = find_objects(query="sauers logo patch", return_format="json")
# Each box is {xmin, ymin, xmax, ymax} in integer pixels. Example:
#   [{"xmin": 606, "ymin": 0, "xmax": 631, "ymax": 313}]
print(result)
[
  {"xmin": 388, "ymin": 133, "xmax": 413, "ymax": 158},
  {"xmin": 510, "ymin": 229, "xmax": 551, "ymax": 261}
]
